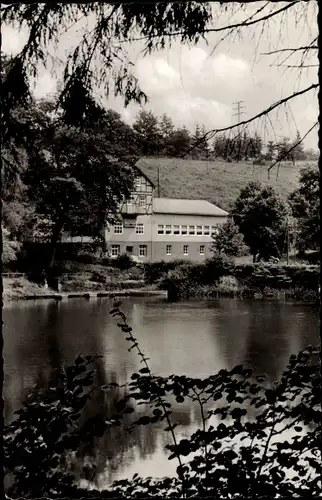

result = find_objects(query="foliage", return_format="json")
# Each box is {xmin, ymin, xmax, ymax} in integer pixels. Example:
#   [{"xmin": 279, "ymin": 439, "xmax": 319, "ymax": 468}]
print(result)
[
  {"xmin": 144, "ymin": 259, "xmax": 188, "ymax": 285},
  {"xmin": 2, "ymin": 227, "xmax": 21, "ymax": 265},
  {"xmin": 232, "ymin": 181, "xmax": 289, "ymax": 262},
  {"xmin": 114, "ymin": 253, "xmax": 134, "ymax": 271},
  {"xmin": 133, "ymin": 110, "xmax": 162, "ymax": 156},
  {"xmin": 145, "ymin": 258, "xmax": 319, "ymax": 299},
  {"xmin": 3, "ymin": 354, "xmax": 121, "ymax": 498},
  {"xmin": 288, "ymin": 166, "xmax": 320, "ymax": 253},
  {"xmin": 22, "ymin": 99, "xmax": 137, "ymax": 269},
  {"xmin": 213, "ymin": 131, "xmax": 263, "ymax": 161},
  {"xmin": 211, "ymin": 218, "xmax": 248, "ymax": 257},
  {"xmin": 156, "ymin": 255, "xmax": 235, "ymax": 300},
  {"xmin": 4, "ymin": 306, "xmax": 321, "ymax": 498}
]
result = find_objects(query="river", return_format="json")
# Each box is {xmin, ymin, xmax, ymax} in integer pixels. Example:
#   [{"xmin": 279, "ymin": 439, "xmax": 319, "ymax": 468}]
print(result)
[{"xmin": 3, "ymin": 297, "xmax": 319, "ymax": 489}]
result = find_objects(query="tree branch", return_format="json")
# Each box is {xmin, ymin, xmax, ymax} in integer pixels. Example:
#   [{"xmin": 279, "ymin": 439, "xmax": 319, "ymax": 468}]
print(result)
[
  {"xmin": 270, "ymin": 64, "xmax": 318, "ymax": 68},
  {"xmin": 182, "ymin": 84, "xmax": 319, "ymax": 158},
  {"xmin": 267, "ymin": 122, "xmax": 318, "ymax": 175},
  {"xmin": 129, "ymin": 1, "xmax": 298, "ymax": 44},
  {"xmin": 261, "ymin": 44, "xmax": 318, "ymax": 56}
]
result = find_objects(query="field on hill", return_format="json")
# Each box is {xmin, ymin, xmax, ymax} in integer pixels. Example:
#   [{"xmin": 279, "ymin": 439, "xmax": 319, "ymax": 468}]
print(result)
[{"xmin": 137, "ymin": 157, "xmax": 317, "ymax": 211}]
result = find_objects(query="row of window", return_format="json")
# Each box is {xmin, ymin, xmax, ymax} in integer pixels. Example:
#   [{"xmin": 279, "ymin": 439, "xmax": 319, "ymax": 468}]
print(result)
[
  {"xmin": 114, "ymin": 223, "xmax": 144, "ymax": 234},
  {"xmin": 112, "ymin": 224, "xmax": 220, "ymax": 236},
  {"xmin": 167, "ymin": 244, "xmax": 205, "ymax": 256},
  {"xmin": 111, "ymin": 244, "xmax": 147, "ymax": 257},
  {"xmin": 126, "ymin": 195, "xmax": 148, "ymax": 206},
  {"xmin": 110, "ymin": 244, "xmax": 205, "ymax": 257},
  {"xmin": 157, "ymin": 224, "xmax": 220, "ymax": 236}
]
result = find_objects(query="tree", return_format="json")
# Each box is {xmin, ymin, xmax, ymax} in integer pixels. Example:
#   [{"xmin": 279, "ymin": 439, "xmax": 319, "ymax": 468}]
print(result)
[
  {"xmin": 168, "ymin": 127, "xmax": 191, "ymax": 157},
  {"xmin": 133, "ymin": 110, "xmax": 162, "ymax": 156},
  {"xmin": 2, "ymin": 2, "xmax": 318, "ymax": 177},
  {"xmin": 211, "ymin": 218, "xmax": 248, "ymax": 257},
  {"xmin": 288, "ymin": 166, "xmax": 320, "ymax": 254},
  {"xmin": 276, "ymin": 137, "xmax": 294, "ymax": 162},
  {"xmin": 232, "ymin": 181, "xmax": 289, "ymax": 262},
  {"xmin": 23, "ymin": 101, "xmax": 137, "ymax": 270},
  {"xmin": 265, "ymin": 141, "xmax": 276, "ymax": 161},
  {"xmin": 291, "ymin": 131, "xmax": 306, "ymax": 161},
  {"xmin": 191, "ymin": 124, "xmax": 209, "ymax": 159},
  {"xmin": 159, "ymin": 113, "xmax": 175, "ymax": 156}
]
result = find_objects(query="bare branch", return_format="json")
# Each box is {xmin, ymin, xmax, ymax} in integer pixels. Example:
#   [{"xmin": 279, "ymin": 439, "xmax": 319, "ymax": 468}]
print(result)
[
  {"xmin": 270, "ymin": 64, "xmax": 319, "ymax": 68},
  {"xmin": 267, "ymin": 122, "xmax": 318, "ymax": 176},
  {"xmin": 261, "ymin": 44, "xmax": 318, "ymax": 56},
  {"xmin": 182, "ymin": 84, "xmax": 319, "ymax": 158}
]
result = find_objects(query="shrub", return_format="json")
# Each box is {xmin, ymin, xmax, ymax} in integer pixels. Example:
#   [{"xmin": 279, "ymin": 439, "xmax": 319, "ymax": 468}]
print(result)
[
  {"xmin": 114, "ymin": 253, "xmax": 133, "ymax": 270},
  {"xmin": 91, "ymin": 271, "xmax": 107, "ymax": 284},
  {"xmin": 100, "ymin": 256, "xmax": 112, "ymax": 267},
  {"xmin": 74, "ymin": 252, "xmax": 98, "ymax": 265}
]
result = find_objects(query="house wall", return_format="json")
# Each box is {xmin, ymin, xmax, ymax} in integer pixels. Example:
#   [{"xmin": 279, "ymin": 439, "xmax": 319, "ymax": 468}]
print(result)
[{"xmin": 105, "ymin": 212, "xmax": 227, "ymax": 262}]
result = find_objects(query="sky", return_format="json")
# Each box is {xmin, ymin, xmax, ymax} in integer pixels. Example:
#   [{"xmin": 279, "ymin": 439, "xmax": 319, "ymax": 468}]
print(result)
[{"xmin": 1, "ymin": 1, "xmax": 319, "ymax": 149}]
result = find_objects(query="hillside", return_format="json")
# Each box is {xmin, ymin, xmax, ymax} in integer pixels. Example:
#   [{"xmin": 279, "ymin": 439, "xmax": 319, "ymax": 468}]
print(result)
[{"xmin": 137, "ymin": 157, "xmax": 317, "ymax": 211}]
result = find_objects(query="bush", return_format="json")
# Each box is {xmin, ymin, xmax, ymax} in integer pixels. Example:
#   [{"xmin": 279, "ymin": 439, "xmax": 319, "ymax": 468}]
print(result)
[
  {"xmin": 91, "ymin": 270, "xmax": 107, "ymax": 284},
  {"xmin": 100, "ymin": 256, "xmax": 112, "ymax": 267},
  {"xmin": 74, "ymin": 252, "xmax": 98, "ymax": 265},
  {"xmin": 114, "ymin": 253, "xmax": 133, "ymax": 270},
  {"xmin": 144, "ymin": 259, "xmax": 189, "ymax": 284}
]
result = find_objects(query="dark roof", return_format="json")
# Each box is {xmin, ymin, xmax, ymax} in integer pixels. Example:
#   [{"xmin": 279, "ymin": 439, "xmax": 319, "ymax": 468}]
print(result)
[{"xmin": 134, "ymin": 164, "xmax": 155, "ymax": 188}]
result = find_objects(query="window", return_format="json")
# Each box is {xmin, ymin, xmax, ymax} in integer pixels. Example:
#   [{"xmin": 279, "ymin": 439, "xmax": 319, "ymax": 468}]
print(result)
[
  {"xmin": 139, "ymin": 195, "xmax": 146, "ymax": 207},
  {"xmin": 189, "ymin": 225, "xmax": 195, "ymax": 235},
  {"xmin": 181, "ymin": 225, "xmax": 187, "ymax": 235},
  {"xmin": 183, "ymin": 245, "xmax": 189, "ymax": 255},
  {"xmin": 211, "ymin": 225, "xmax": 220, "ymax": 237},
  {"xmin": 135, "ymin": 177, "xmax": 141, "ymax": 189},
  {"xmin": 111, "ymin": 245, "xmax": 120, "ymax": 257},
  {"xmin": 136, "ymin": 223, "xmax": 144, "ymax": 234},
  {"xmin": 165, "ymin": 225, "xmax": 172, "ymax": 235},
  {"xmin": 128, "ymin": 194, "xmax": 136, "ymax": 205},
  {"xmin": 114, "ymin": 224, "xmax": 123, "ymax": 234},
  {"xmin": 196, "ymin": 225, "xmax": 202, "ymax": 235},
  {"xmin": 158, "ymin": 224, "xmax": 164, "ymax": 234},
  {"xmin": 203, "ymin": 225, "xmax": 210, "ymax": 236},
  {"xmin": 139, "ymin": 245, "xmax": 147, "ymax": 257},
  {"xmin": 200, "ymin": 245, "xmax": 205, "ymax": 255},
  {"xmin": 173, "ymin": 225, "xmax": 180, "ymax": 235},
  {"xmin": 166, "ymin": 245, "xmax": 172, "ymax": 255}
]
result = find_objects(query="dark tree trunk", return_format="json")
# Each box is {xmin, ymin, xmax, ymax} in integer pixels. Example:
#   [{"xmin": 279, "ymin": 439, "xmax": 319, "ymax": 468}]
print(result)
[{"xmin": 47, "ymin": 219, "xmax": 64, "ymax": 271}]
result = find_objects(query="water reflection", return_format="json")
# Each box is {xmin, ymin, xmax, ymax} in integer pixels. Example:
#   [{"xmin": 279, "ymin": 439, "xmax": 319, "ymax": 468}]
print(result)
[{"xmin": 3, "ymin": 297, "xmax": 319, "ymax": 486}]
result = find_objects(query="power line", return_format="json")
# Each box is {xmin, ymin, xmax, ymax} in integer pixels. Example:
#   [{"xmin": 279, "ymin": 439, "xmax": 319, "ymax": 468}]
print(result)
[{"xmin": 232, "ymin": 101, "xmax": 245, "ymax": 134}]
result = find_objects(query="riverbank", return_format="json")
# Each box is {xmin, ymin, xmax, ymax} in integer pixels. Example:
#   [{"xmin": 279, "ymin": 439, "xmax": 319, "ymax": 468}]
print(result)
[
  {"xmin": 2, "ymin": 276, "xmax": 166, "ymax": 302},
  {"xmin": 148, "ymin": 260, "xmax": 320, "ymax": 302}
]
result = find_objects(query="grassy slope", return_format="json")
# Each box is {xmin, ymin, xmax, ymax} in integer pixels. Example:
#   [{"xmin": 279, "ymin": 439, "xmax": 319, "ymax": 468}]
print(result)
[{"xmin": 137, "ymin": 157, "xmax": 317, "ymax": 212}]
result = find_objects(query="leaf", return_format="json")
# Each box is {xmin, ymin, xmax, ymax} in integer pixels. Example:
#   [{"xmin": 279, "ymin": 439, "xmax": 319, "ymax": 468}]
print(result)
[
  {"xmin": 139, "ymin": 367, "xmax": 150, "ymax": 374},
  {"xmin": 134, "ymin": 415, "xmax": 151, "ymax": 426},
  {"xmin": 123, "ymin": 407, "xmax": 134, "ymax": 414}
]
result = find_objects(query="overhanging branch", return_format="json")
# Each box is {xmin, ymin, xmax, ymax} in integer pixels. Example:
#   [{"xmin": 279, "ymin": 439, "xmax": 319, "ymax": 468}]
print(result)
[{"xmin": 182, "ymin": 83, "xmax": 319, "ymax": 158}]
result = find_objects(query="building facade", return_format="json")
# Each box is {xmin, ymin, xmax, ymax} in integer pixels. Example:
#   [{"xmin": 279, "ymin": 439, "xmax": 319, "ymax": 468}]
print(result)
[{"xmin": 104, "ymin": 168, "xmax": 228, "ymax": 262}]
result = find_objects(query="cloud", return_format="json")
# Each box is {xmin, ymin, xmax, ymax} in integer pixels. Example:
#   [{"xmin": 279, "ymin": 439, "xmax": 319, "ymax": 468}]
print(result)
[
  {"xmin": 1, "ymin": 3, "xmax": 318, "ymax": 149},
  {"xmin": 136, "ymin": 58, "xmax": 180, "ymax": 95},
  {"xmin": 1, "ymin": 25, "xmax": 28, "ymax": 55}
]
